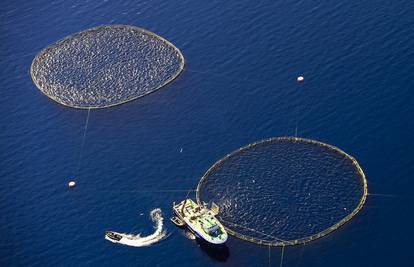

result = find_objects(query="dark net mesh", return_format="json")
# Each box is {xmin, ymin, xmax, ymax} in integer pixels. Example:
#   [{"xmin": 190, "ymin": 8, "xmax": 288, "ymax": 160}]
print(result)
[
  {"xmin": 197, "ymin": 137, "xmax": 367, "ymax": 246},
  {"xmin": 31, "ymin": 25, "xmax": 184, "ymax": 109}
]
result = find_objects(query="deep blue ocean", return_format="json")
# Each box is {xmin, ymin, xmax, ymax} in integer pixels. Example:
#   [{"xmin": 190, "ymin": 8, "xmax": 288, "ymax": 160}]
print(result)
[{"xmin": 1, "ymin": 1, "xmax": 413, "ymax": 266}]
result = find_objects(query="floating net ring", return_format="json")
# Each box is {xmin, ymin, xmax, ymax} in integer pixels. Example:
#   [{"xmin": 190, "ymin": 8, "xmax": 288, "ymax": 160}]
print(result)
[
  {"xmin": 197, "ymin": 137, "xmax": 368, "ymax": 247},
  {"xmin": 30, "ymin": 25, "xmax": 185, "ymax": 109}
]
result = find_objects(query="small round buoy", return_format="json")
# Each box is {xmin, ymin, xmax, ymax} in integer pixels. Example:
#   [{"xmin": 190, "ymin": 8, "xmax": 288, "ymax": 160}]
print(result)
[
  {"xmin": 68, "ymin": 181, "xmax": 76, "ymax": 188},
  {"xmin": 297, "ymin": 76, "xmax": 305, "ymax": 83}
]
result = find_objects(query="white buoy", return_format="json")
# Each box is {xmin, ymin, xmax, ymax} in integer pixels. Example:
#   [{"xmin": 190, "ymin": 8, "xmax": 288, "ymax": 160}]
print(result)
[
  {"xmin": 297, "ymin": 75, "xmax": 305, "ymax": 83},
  {"xmin": 68, "ymin": 181, "xmax": 76, "ymax": 188}
]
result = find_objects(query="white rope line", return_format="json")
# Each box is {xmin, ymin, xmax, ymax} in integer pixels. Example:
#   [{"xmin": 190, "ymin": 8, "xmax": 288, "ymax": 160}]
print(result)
[{"xmin": 76, "ymin": 108, "xmax": 91, "ymax": 177}]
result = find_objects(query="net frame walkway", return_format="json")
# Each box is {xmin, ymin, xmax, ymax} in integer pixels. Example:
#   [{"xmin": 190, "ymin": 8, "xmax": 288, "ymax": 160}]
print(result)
[
  {"xmin": 196, "ymin": 136, "xmax": 368, "ymax": 247},
  {"xmin": 30, "ymin": 25, "xmax": 185, "ymax": 109}
]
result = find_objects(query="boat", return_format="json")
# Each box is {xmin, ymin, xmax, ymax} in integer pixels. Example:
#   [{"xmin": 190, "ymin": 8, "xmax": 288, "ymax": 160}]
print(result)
[
  {"xmin": 105, "ymin": 231, "xmax": 123, "ymax": 242},
  {"xmin": 173, "ymin": 199, "xmax": 228, "ymax": 245}
]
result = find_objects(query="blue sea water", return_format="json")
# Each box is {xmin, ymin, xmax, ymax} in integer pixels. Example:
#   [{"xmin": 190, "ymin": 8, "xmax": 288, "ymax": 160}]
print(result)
[{"xmin": 1, "ymin": 0, "xmax": 413, "ymax": 266}]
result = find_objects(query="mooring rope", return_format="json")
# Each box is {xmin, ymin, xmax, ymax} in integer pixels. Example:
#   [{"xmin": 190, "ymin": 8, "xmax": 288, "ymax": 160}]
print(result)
[
  {"xmin": 295, "ymin": 244, "xmax": 305, "ymax": 267},
  {"xmin": 219, "ymin": 218, "xmax": 288, "ymax": 243},
  {"xmin": 108, "ymin": 189, "xmax": 197, "ymax": 193},
  {"xmin": 76, "ymin": 108, "xmax": 91, "ymax": 177},
  {"xmin": 294, "ymin": 92, "xmax": 299, "ymax": 137},
  {"xmin": 95, "ymin": 189, "xmax": 199, "ymax": 198},
  {"xmin": 280, "ymin": 245, "xmax": 285, "ymax": 267},
  {"xmin": 368, "ymin": 193, "xmax": 414, "ymax": 199},
  {"xmin": 268, "ymin": 245, "xmax": 271, "ymax": 267},
  {"xmin": 184, "ymin": 188, "xmax": 193, "ymax": 199},
  {"xmin": 294, "ymin": 74, "xmax": 304, "ymax": 137}
]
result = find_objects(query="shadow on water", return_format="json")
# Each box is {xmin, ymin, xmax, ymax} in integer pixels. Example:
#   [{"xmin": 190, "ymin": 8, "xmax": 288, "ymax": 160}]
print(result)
[{"xmin": 196, "ymin": 239, "xmax": 230, "ymax": 262}]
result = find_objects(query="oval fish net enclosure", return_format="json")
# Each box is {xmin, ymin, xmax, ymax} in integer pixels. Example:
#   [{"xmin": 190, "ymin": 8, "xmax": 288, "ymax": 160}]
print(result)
[
  {"xmin": 30, "ymin": 25, "xmax": 184, "ymax": 109},
  {"xmin": 197, "ymin": 137, "xmax": 367, "ymax": 246}
]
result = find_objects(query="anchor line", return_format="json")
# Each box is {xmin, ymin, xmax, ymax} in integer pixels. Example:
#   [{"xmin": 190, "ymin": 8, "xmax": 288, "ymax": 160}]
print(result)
[{"xmin": 76, "ymin": 108, "xmax": 91, "ymax": 177}]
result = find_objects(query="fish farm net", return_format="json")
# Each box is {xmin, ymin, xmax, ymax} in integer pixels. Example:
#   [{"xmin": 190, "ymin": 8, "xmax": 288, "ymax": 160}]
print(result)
[
  {"xmin": 197, "ymin": 137, "xmax": 367, "ymax": 246},
  {"xmin": 30, "ymin": 25, "xmax": 184, "ymax": 109}
]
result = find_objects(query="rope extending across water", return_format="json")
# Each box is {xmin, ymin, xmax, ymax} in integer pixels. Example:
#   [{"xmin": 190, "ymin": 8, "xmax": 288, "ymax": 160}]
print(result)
[{"xmin": 76, "ymin": 108, "xmax": 91, "ymax": 178}]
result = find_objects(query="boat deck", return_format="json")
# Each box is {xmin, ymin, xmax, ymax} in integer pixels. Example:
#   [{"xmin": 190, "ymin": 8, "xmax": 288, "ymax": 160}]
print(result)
[
  {"xmin": 174, "ymin": 199, "xmax": 211, "ymax": 220},
  {"xmin": 172, "ymin": 199, "xmax": 228, "ymax": 245}
]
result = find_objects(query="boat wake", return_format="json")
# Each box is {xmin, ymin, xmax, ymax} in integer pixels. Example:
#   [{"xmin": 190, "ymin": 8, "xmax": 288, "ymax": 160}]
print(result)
[{"xmin": 105, "ymin": 208, "xmax": 167, "ymax": 247}]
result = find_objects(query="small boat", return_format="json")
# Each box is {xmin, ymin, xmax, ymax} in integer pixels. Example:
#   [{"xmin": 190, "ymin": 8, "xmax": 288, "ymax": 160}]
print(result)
[
  {"xmin": 105, "ymin": 231, "xmax": 123, "ymax": 242},
  {"xmin": 173, "ymin": 199, "xmax": 228, "ymax": 245}
]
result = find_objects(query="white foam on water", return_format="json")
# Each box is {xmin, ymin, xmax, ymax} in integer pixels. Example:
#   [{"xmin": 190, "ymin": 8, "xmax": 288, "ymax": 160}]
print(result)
[
  {"xmin": 184, "ymin": 229, "xmax": 196, "ymax": 240},
  {"xmin": 105, "ymin": 208, "xmax": 167, "ymax": 247}
]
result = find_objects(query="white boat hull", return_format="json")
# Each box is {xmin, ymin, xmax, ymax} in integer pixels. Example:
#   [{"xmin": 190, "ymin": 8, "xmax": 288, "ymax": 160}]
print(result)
[{"xmin": 173, "ymin": 199, "xmax": 228, "ymax": 245}]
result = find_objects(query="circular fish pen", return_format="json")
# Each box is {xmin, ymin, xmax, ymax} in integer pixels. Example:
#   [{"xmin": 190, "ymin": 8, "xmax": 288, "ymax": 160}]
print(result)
[
  {"xmin": 30, "ymin": 25, "xmax": 185, "ymax": 109},
  {"xmin": 197, "ymin": 137, "xmax": 367, "ymax": 246}
]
